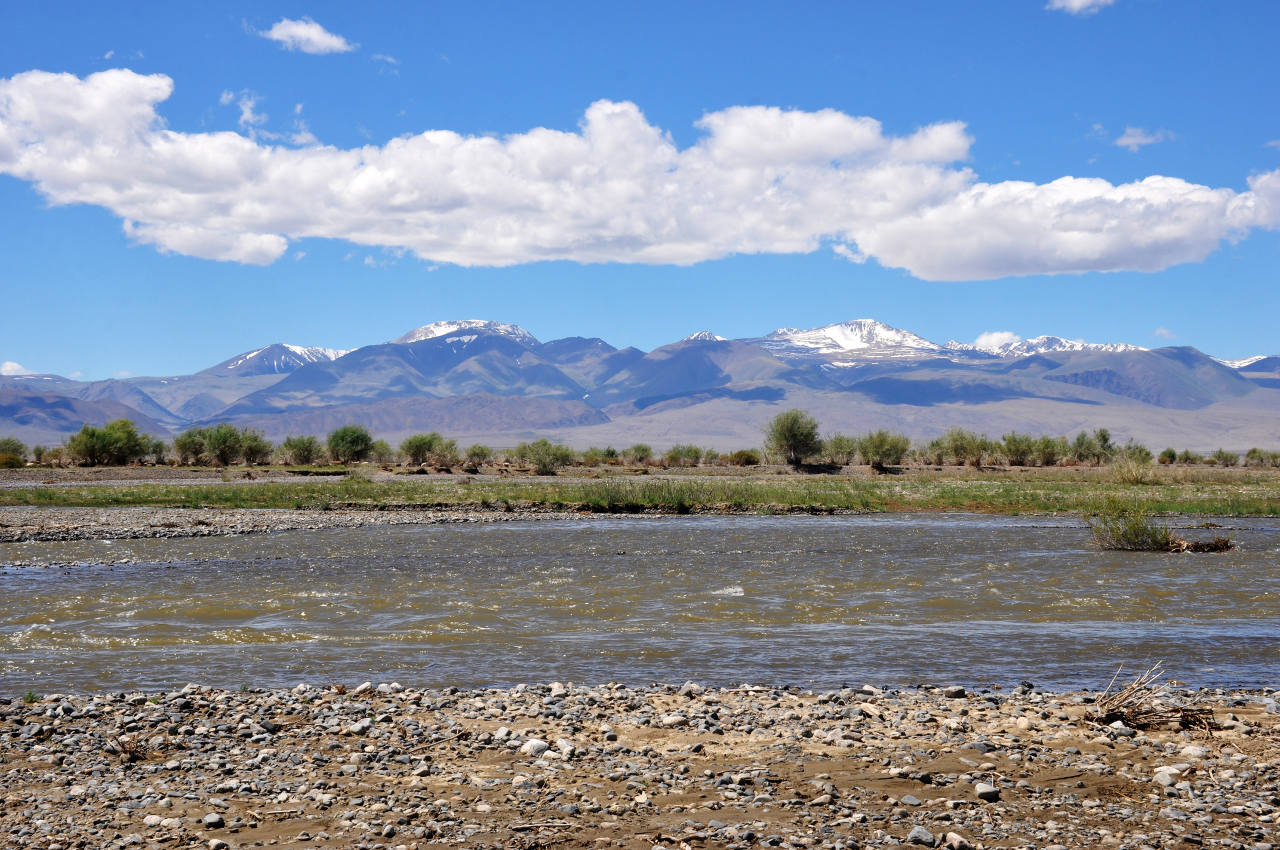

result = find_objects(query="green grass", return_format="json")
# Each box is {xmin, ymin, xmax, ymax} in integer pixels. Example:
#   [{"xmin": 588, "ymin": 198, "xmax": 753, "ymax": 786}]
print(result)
[{"xmin": 2, "ymin": 471, "xmax": 1279, "ymax": 516}]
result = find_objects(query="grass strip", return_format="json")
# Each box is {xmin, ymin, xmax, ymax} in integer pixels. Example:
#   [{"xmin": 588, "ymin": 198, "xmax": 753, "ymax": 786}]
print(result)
[{"xmin": 1, "ymin": 474, "xmax": 1278, "ymax": 516}]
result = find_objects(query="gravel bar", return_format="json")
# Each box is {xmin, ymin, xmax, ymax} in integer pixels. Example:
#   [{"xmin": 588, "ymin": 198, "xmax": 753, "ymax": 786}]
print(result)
[{"xmin": 2, "ymin": 681, "xmax": 1277, "ymax": 849}]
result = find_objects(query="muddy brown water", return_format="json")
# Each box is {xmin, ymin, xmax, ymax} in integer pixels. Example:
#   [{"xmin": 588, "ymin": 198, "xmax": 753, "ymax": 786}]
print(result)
[{"xmin": 2, "ymin": 514, "xmax": 1277, "ymax": 694}]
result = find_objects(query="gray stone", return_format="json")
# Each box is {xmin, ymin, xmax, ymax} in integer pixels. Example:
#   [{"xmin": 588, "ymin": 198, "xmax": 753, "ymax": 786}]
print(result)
[
  {"xmin": 974, "ymin": 782, "xmax": 1000, "ymax": 802},
  {"xmin": 907, "ymin": 825, "xmax": 936, "ymax": 846}
]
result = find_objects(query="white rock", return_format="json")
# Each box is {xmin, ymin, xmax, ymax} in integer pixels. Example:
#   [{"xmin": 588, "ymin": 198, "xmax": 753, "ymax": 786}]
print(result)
[{"xmin": 519, "ymin": 738, "xmax": 549, "ymax": 757}]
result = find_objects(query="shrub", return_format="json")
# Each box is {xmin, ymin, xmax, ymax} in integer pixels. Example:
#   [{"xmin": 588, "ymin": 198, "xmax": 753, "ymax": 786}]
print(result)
[
  {"xmin": 1211, "ymin": 448, "xmax": 1239, "ymax": 468},
  {"xmin": 239, "ymin": 429, "xmax": 272, "ymax": 465},
  {"xmin": 520, "ymin": 438, "xmax": 575, "ymax": 475},
  {"xmin": 31, "ymin": 445, "xmax": 46, "ymax": 463},
  {"xmin": 465, "ymin": 444, "xmax": 492, "ymax": 465},
  {"xmin": 858, "ymin": 430, "xmax": 911, "ymax": 470},
  {"xmin": 280, "ymin": 435, "xmax": 321, "ymax": 465},
  {"xmin": 67, "ymin": 419, "xmax": 149, "ymax": 466},
  {"xmin": 0, "ymin": 436, "xmax": 26, "ymax": 460},
  {"xmin": 1176, "ymin": 449, "xmax": 1202, "ymax": 465},
  {"xmin": 0, "ymin": 453, "xmax": 22, "ymax": 469},
  {"xmin": 822, "ymin": 434, "xmax": 858, "ymax": 465},
  {"xmin": 1158, "ymin": 447, "xmax": 1177, "ymax": 465},
  {"xmin": 1119, "ymin": 440, "xmax": 1153, "ymax": 465},
  {"xmin": 1087, "ymin": 499, "xmax": 1173, "ymax": 551},
  {"xmin": 1001, "ymin": 432, "xmax": 1036, "ymax": 466},
  {"xmin": 764, "ymin": 409, "xmax": 822, "ymax": 467},
  {"xmin": 664, "ymin": 444, "xmax": 702, "ymax": 467},
  {"xmin": 625, "ymin": 444, "xmax": 652, "ymax": 464},
  {"xmin": 328, "ymin": 425, "xmax": 374, "ymax": 464},
  {"xmin": 725, "ymin": 449, "xmax": 760, "ymax": 466},
  {"xmin": 581, "ymin": 447, "xmax": 606, "ymax": 467},
  {"xmin": 702, "ymin": 448, "xmax": 721, "ymax": 465},
  {"xmin": 1111, "ymin": 453, "xmax": 1157, "ymax": 485},
  {"xmin": 204, "ymin": 422, "xmax": 243, "ymax": 466},
  {"xmin": 173, "ymin": 428, "xmax": 208, "ymax": 465},
  {"xmin": 938, "ymin": 428, "xmax": 989, "ymax": 467},
  {"xmin": 1033, "ymin": 435, "xmax": 1068, "ymax": 467},
  {"xmin": 401, "ymin": 432, "xmax": 444, "ymax": 466},
  {"xmin": 370, "ymin": 440, "xmax": 396, "ymax": 465}
]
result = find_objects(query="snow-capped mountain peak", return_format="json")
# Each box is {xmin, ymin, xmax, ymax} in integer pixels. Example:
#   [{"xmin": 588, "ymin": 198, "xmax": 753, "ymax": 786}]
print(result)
[
  {"xmin": 215, "ymin": 343, "xmax": 349, "ymax": 375},
  {"xmin": 947, "ymin": 334, "xmax": 1146, "ymax": 358},
  {"xmin": 392, "ymin": 319, "xmax": 539, "ymax": 347},
  {"xmin": 683, "ymin": 331, "xmax": 727, "ymax": 342},
  {"xmin": 757, "ymin": 319, "xmax": 944, "ymax": 360}
]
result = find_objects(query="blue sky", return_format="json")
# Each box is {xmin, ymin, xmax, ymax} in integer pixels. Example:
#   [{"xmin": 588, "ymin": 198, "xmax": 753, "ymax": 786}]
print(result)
[{"xmin": 2, "ymin": 0, "xmax": 1278, "ymax": 379}]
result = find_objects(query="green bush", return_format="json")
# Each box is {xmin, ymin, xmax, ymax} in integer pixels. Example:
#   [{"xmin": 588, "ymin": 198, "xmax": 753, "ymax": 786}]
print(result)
[
  {"xmin": 1211, "ymin": 448, "xmax": 1239, "ymax": 468},
  {"xmin": 664, "ymin": 444, "xmax": 702, "ymax": 467},
  {"xmin": 0, "ymin": 436, "xmax": 26, "ymax": 460},
  {"xmin": 1158, "ymin": 447, "xmax": 1177, "ymax": 465},
  {"xmin": 1119, "ymin": 440, "xmax": 1153, "ymax": 464},
  {"xmin": 822, "ymin": 434, "xmax": 858, "ymax": 465},
  {"xmin": 328, "ymin": 425, "xmax": 374, "ymax": 464},
  {"xmin": 465, "ymin": 444, "xmax": 492, "ymax": 465},
  {"xmin": 0, "ymin": 453, "xmax": 22, "ymax": 469},
  {"xmin": 725, "ymin": 449, "xmax": 760, "ymax": 466},
  {"xmin": 1033, "ymin": 435, "xmax": 1068, "ymax": 467},
  {"xmin": 1176, "ymin": 449, "xmax": 1202, "ymax": 465},
  {"xmin": 858, "ymin": 430, "xmax": 911, "ymax": 470},
  {"xmin": 401, "ymin": 432, "xmax": 445, "ymax": 465},
  {"xmin": 204, "ymin": 422, "xmax": 243, "ymax": 466},
  {"xmin": 370, "ymin": 440, "xmax": 396, "ymax": 465},
  {"xmin": 1001, "ymin": 432, "xmax": 1035, "ymax": 466},
  {"xmin": 239, "ymin": 429, "xmax": 272, "ymax": 465},
  {"xmin": 764, "ymin": 409, "xmax": 822, "ymax": 467},
  {"xmin": 280, "ymin": 435, "xmax": 321, "ymax": 465},
  {"xmin": 173, "ymin": 428, "xmax": 207, "ymax": 465},
  {"xmin": 519, "ymin": 438, "xmax": 575, "ymax": 475},
  {"xmin": 625, "ymin": 444, "xmax": 653, "ymax": 464},
  {"xmin": 937, "ymin": 428, "xmax": 990, "ymax": 467},
  {"xmin": 67, "ymin": 419, "xmax": 150, "ymax": 466}
]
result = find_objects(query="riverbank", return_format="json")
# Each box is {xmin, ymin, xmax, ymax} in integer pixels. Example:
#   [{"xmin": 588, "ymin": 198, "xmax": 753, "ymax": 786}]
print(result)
[
  {"xmin": 2, "ymin": 681, "xmax": 1276, "ymax": 850},
  {"xmin": 1, "ymin": 465, "xmax": 1278, "ymax": 543}
]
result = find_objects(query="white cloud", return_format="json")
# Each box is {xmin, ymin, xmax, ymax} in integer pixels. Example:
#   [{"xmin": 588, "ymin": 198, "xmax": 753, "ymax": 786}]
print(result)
[
  {"xmin": 1115, "ymin": 126, "xmax": 1172, "ymax": 152},
  {"xmin": 1, "ymin": 69, "xmax": 1278, "ymax": 279},
  {"xmin": 1046, "ymin": 0, "xmax": 1116, "ymax": 14},
  {"xmin": 1, "ymin": 360, "xmax": 32, "ymax": 376},
  {"xmin": 103, "ymin": 50, "xmax": 114, "ymax": 60},
  {"xmin": 1152, "ymin": 327, "xmax": 1176, "ymax": 339},
  {"xmin": 219, "ymin": 89, "xmax": 234, "ymax": 106},
  {"xmin": 234, "ymin": 92, "xmax": 267, "ymax": 130},
  {"xmin": 259, "ymin": 17, "xmax": 355, "ymax": 54},
  {"xmin": 1266, "ymin": 140, "xmax": 1280, "ymax": 150},
  {"xmin": 973, "ymin": 332, "xmax": 1022, "ymax": 352},
  {"xmin": 372, "ymin": 54, "xmax": 399, "ymax": 65}
]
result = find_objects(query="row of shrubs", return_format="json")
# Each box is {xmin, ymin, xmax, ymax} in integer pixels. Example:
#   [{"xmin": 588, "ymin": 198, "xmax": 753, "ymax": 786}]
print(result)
[{"xmin": 2, "ymin": 417, "xmax": 1277, "ymax": 472}]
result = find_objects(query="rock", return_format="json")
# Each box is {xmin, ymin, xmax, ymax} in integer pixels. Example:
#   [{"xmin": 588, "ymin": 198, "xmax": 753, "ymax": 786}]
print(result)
[
  {"xmin": 974, "ymin": 782, "xmax": 1001, "ymax": 802},
  {"xmin": 519, "ymin": 738, "xmax": 549, "ymax": 757},
  {"xmin": 943, "ymin": 832, "xmax": 973, "ymax": 850},
  {"xmin": 907, "ymin": 825, "xmax": 937, "ymax": 846},
  {"xmin": 201, "ymin": 812, "xmax": 225, "ymax": 828},
  {"xmin": 944, "ymin": 686, "xmax": 966, "ymax": 698}
]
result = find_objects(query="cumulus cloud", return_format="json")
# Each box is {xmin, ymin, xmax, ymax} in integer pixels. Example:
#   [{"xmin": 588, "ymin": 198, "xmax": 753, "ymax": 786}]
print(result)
[
  {"xmin": 1046, "ymin": 0, "xmax": 1116, "ymax": 14},
  {"xmin": 973, "ymin": 332, "xmax": 1022, "ymax": 352},
  {"xmin": 1115, "ymin": 126, "xmax": 1172, "ymax": 152},
  {"xmin": 1, "ymin": 361, "xmax": 32, "ymax": 376},
  {"xmin": 1, "ymin": 69, "xmax": 1278, "ymax": 278},
  {"xmin": 258, "ymin": 17, "xmax": 355, "ymax": 54}
]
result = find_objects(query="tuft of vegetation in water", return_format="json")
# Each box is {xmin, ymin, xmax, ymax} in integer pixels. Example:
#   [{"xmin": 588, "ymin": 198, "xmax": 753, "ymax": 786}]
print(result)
[
  {"xmin": 1087, "ymin": 498, "xmax": 1234, "ymax": 552},
  {"xmin": 1087, "ymin": 499, "xmax": 1174, "ymax": 550}
]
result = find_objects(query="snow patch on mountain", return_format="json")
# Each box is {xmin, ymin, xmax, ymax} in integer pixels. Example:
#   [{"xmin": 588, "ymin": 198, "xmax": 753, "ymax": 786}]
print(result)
[
  {"xmin": 683, "ymin": 331, "xmax": 727, "ymax": 342},
  {"xmin": 393, "ymin": 320, "xmax": 539, "ymax": 347},
  {"xmin": 1216, "ymin": 355, "xmax": 1267, "ymax": 369},
  {"xmin": 756, "ymin": 320, "xmax": 944, "ymax": 359}
]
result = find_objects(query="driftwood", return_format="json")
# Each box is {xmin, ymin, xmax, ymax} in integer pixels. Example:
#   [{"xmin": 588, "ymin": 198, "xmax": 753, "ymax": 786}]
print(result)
[{"xmin": 1093, "ymin": 663, "xmax": 1216, "ymax": 731}]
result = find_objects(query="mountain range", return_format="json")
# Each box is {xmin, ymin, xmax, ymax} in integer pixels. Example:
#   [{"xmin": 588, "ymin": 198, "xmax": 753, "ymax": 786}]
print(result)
[{"xmin": 3, "ymin": 319, "xmax": 1279, "ymax": 451}]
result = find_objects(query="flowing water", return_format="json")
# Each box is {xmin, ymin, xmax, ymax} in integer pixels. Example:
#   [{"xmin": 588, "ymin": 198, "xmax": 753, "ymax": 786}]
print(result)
[{"xmin": 2, "ymin": 514, "xmax": 1278, "ymax": 694}]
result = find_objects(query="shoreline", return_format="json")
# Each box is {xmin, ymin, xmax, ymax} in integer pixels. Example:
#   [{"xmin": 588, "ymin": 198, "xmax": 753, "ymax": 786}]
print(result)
[{"xmin": 3, "ymin": 681, "xmax": 1276, "ymax": 849}]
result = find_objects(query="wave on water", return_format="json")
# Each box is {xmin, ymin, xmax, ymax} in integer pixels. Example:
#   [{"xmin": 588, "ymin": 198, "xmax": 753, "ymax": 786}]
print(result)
[{"xmin": 710, "ymin": 585, "xmax": 744, "ymax": 597}]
